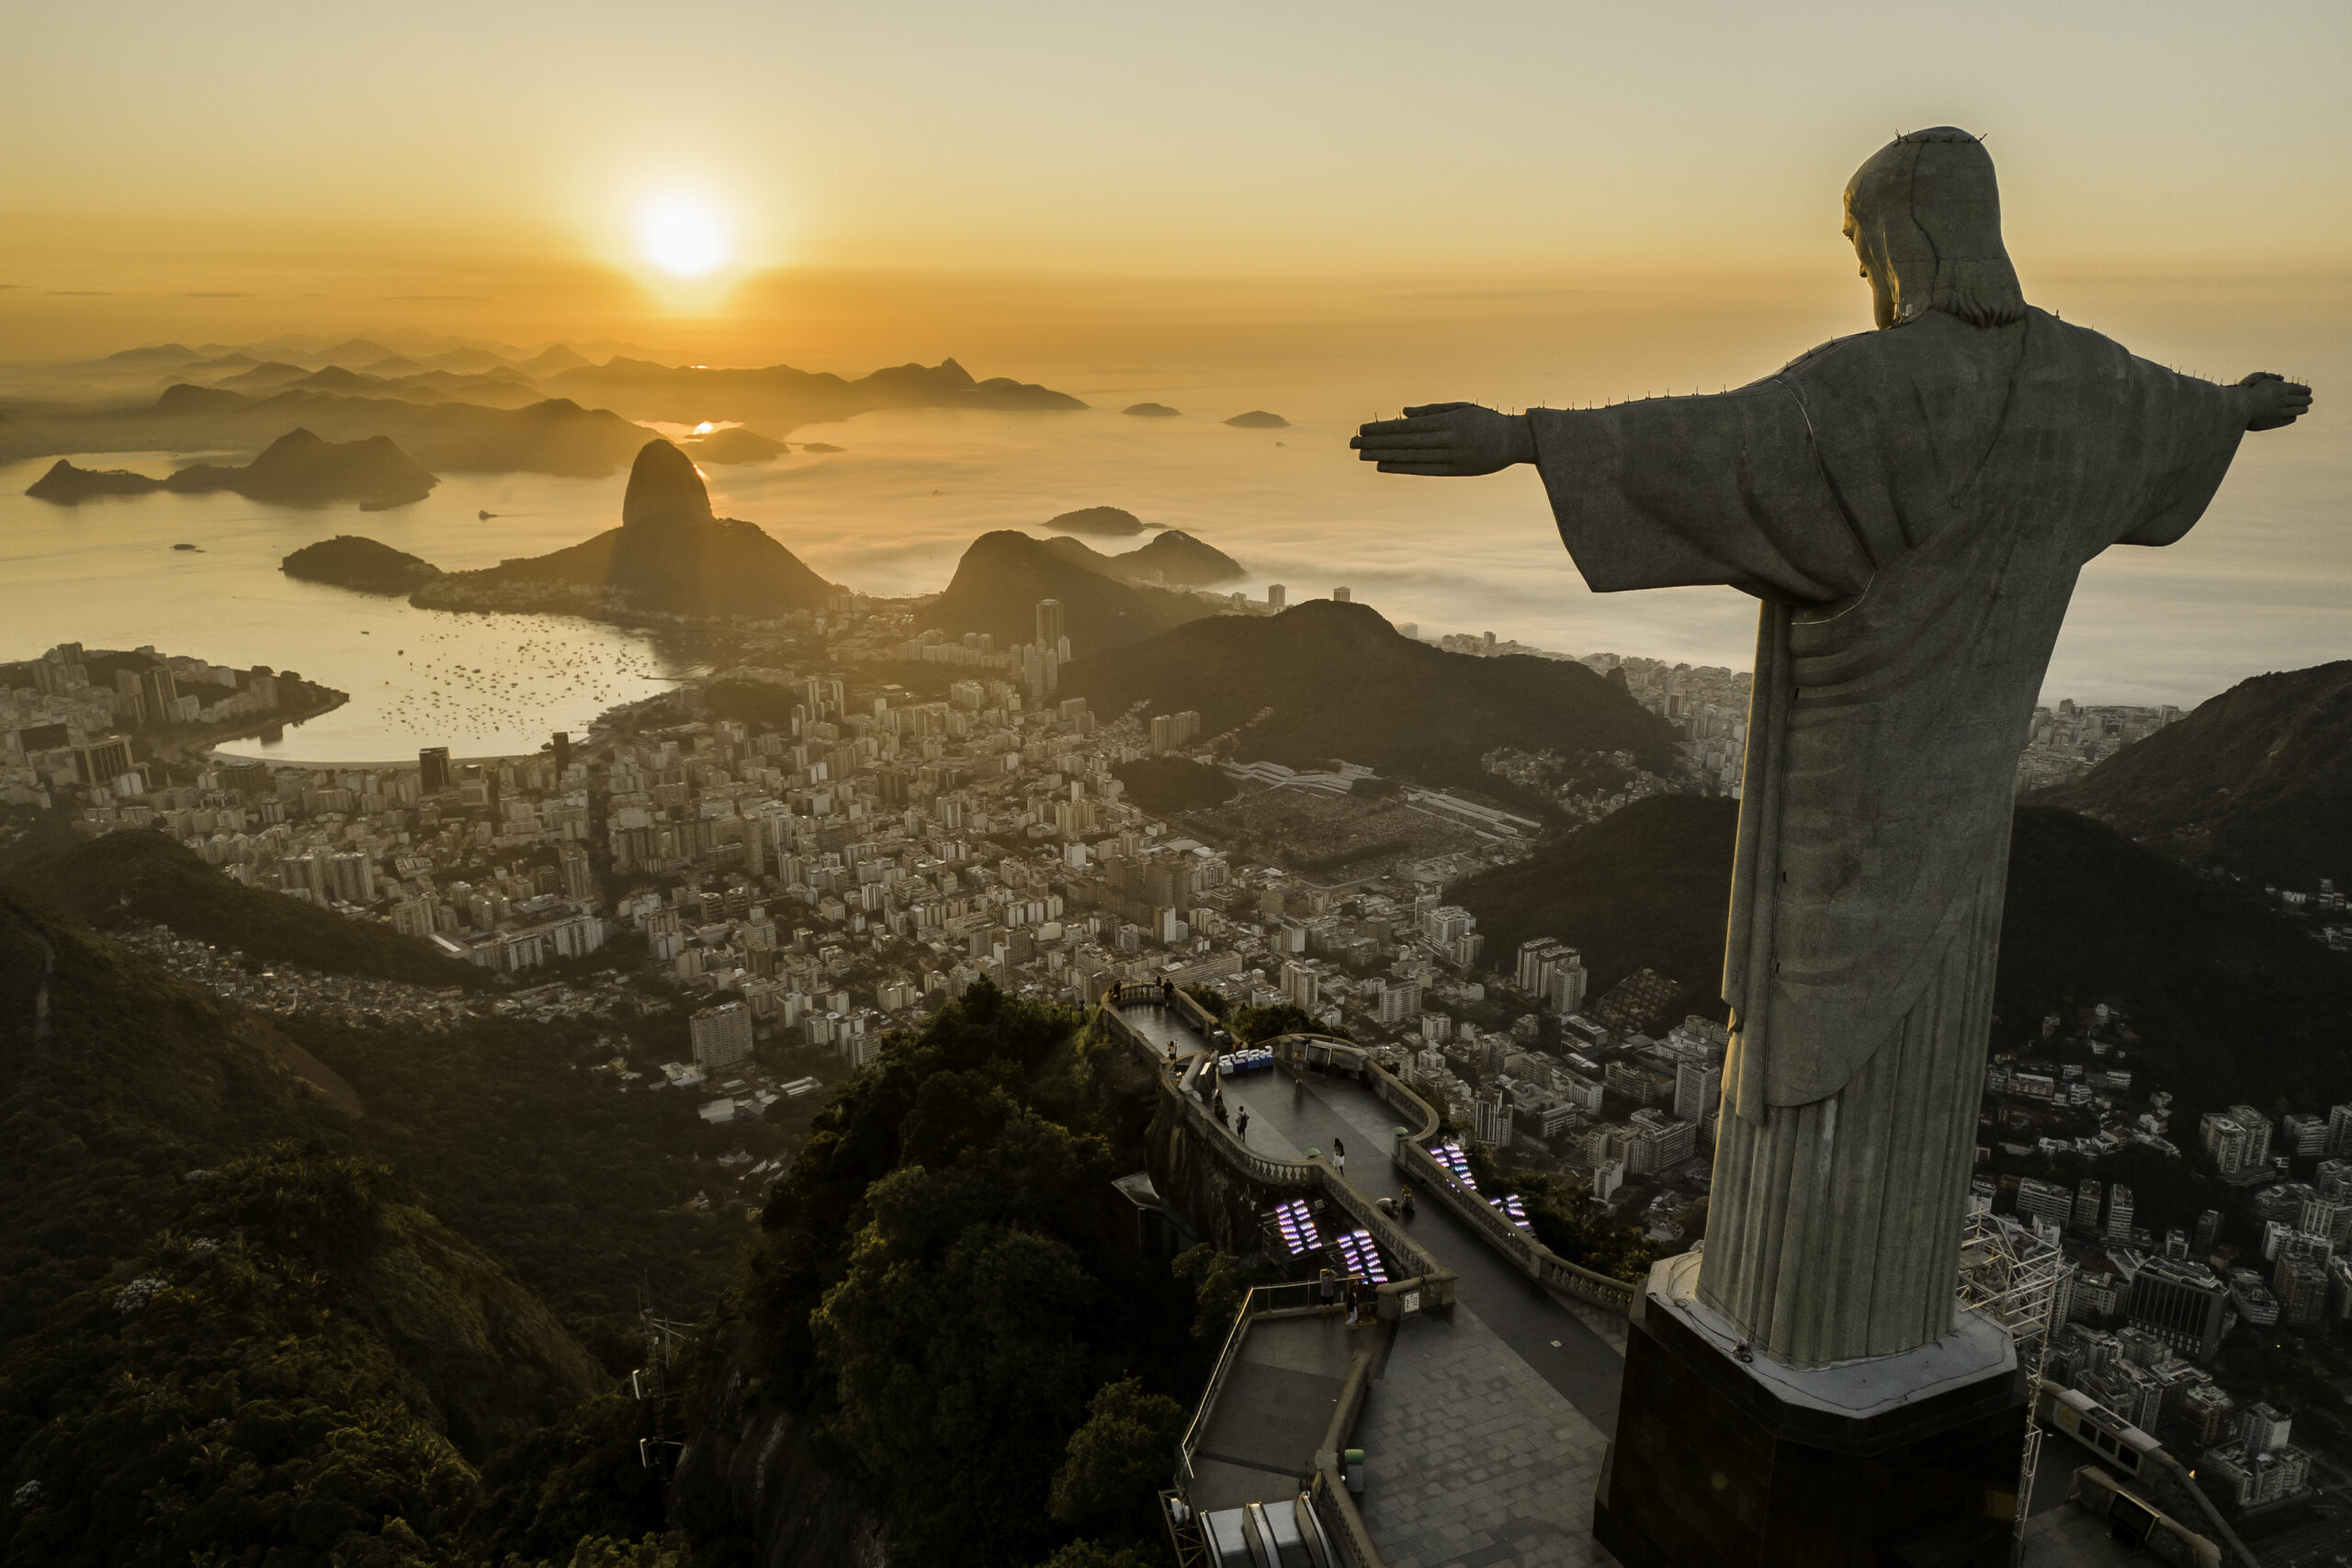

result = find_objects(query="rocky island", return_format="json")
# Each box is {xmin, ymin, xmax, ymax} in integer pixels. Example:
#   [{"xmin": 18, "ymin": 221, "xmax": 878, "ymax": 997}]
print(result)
[
  {"xmin": 411, "ymin": 438, "xmax": 832, "ymax": 621},
  {"xmin": 679, "ymin": 426, "xmax": 789, "ymax": 464},
  {"xmin": 24, "ymin": 428, "xmax": 438, "ymax": 508},
  {"xmin": 25, "ymin": 461, "xmax": 167, "ymax": 502},
  {"xmin": 1042, "ymin": 504, "xmax": 1148, "ymax": 536},
  {"xmin": 280, "ymin": 535, "xmax": 445, "ymax": 592},
  {"xmin": 1223, "ymin": 410, "xmax": 1291, "ymax": 429}
]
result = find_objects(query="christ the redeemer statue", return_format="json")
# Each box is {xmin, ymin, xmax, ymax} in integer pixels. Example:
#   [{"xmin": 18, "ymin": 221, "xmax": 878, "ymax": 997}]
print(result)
[{"xmin": 1353, "ymin": 129, "xmax": 2311, "ymax": 1368}]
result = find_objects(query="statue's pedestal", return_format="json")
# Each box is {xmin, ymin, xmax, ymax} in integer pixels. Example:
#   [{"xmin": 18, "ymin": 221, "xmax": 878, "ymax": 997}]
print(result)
[{"xmin": 1594, "ymin": 1254, "xmax": 2029, "ymax": 1568}]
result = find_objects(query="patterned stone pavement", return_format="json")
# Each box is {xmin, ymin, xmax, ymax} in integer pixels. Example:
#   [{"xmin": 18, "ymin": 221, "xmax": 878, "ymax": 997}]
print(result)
[{"xmin": 1355, "ymin": 1307, "xmax": 1616, "ymax": 1568}]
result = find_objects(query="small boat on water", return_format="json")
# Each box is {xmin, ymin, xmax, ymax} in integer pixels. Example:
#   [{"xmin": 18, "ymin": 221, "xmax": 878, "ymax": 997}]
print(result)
[
  {"xmin": 479, "ymin": 510, "xmax": 496, "ymax": 520},
  {"xmin": 172, "ymin": 542, "xmax": 200, "ymax": 551}
]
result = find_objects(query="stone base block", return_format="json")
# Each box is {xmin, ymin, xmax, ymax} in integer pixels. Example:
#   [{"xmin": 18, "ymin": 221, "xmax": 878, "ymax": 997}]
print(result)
[{"xmin": 1593, "ymin": 1254, "xmax": 2030, "ymax": 1568}]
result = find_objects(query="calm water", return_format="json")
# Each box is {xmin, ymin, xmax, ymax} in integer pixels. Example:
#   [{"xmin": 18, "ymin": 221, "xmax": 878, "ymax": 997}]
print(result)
[
  {"xmin": 2, "ymin": 389, "xmax": 2344, "ymax": 764},
  {"xmin": 0, "ymin": 456, "xmax": 693, "ymax": 764}
]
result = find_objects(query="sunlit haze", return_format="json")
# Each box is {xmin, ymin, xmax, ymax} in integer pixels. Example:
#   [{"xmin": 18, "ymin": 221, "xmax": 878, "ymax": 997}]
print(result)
[
  {"xmin": 637, "ymin": 197, "xmax": 730, "ymax": 279},
  {"xmin": 3, "ymin": 0, "xmax": 2347, "ymax": 705}
]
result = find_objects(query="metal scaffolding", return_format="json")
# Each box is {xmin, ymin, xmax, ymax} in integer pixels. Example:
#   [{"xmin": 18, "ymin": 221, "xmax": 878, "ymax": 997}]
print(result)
[{"xmin": 1955, "ymin": 1210, "xmax": 2071, "ymax": 1566}]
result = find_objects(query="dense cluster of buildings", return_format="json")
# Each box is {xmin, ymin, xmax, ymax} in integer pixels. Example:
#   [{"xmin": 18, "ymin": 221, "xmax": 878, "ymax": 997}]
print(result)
[
  {"xmin": 1983, "ymin": 1071, "xmax": 2352, "ymax": 1515},
  {"xmin": 17, "ymin": 609, "xmax": 2350, "ymax": 1529},
  {"xmin": 2, "ymin": 641, "xmax": 299, "ymax": 799},
  {"xmin": 2015, "ymin": 697, "xmax": 2185, "ymax": 792}
]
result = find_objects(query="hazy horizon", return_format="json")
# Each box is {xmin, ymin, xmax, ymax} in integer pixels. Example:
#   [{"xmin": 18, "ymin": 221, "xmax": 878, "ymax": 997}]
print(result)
[{"xmin": 4, "ymin": 0, "xmax": 2346, "ymax": 721}]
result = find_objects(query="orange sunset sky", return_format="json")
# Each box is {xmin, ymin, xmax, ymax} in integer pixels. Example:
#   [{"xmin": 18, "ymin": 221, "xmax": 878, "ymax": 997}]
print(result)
[{"xmin": 5, "ymin": 0, "xmax": 2348, "ymax": 392}]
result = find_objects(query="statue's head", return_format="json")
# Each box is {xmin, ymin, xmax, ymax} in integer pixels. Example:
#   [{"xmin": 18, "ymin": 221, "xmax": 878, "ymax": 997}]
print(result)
[{"xmin": 1844, "ymin": 128, "xmax": 2025, "ymax": 331}]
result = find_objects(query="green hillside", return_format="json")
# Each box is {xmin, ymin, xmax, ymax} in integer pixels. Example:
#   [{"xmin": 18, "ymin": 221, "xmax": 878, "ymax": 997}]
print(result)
[
  {"xmin": 0, "ymin": 824, "xmax": 490, "ymax": 989},
  {"xmin": 1454, "ymin": 798, "xmax": 2352, "ymax": 1122},
  {"xmin": 684, "ymin": 983, "xmax": 1210, "ymax": 1568},
  {"xmin": 1452, "ymin": 794, "xmax": 1738, "ymax": 1022},
  {"xmin": 2036, "ymin": 660, "xmax": 2352, "ymax": 892},
  {"xmin": 0, "ymin": 894, "xmax": 610, "ymax": 1566},
  {"xmin": 1063, "ymin": 600, "xmax": 1683, "ymax": 797}
]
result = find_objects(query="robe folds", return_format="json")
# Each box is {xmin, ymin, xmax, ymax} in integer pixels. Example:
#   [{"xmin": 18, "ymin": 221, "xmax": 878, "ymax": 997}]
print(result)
[{"xmin": 1526, "ymin": 307, "xmax": 2245, "ymax": 1364}]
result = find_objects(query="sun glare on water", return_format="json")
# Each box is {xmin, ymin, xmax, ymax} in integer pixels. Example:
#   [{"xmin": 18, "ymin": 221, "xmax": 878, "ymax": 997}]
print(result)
[{"xmin": 637, "ymin": 197, "xmax": 729, "ymax": 277}]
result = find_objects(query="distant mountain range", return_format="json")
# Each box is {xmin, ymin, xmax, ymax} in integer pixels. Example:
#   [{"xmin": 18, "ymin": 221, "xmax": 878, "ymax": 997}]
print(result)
[
  {"xmin": 914, "ymin": 530, "xmax": 1218, "ymax": 654},
  {"xmin": 2035, "ymin": 660, "xmax": 2352, "ymax": 893},
  {"xmin": 1453, "ymin": 795, "xmax": 2352, "ymax": 1124},
  {"xmin": 2, "ymin": 385, "xmax": 650, "ymax": 477},
  {"xmin": 544, "ymin": 355, "xmax": 1085, "ymax": 432},
  {"xmin": 1058, "ymin": 600, "xmax": 1681, "ymax": 795},
  {"xmin": 413, "ymin": 438, "xmax": 832, "ymax": 620},
  {"xmin": 0, "ymin": 344, "xmax": 1090, "ymax": 476},
  {"xmin": 27, "ymin": 428, "xmax": 437, "ymax": 508}
]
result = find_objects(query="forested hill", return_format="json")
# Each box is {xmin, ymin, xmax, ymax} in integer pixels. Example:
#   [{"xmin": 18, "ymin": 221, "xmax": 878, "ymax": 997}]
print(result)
[
  {"xmin": 1449, "ymin": 794, "xmax": 1740, "ymax": 1024},
  {"xmin": 0, "ymin": 893, "xmax": 606, "ymax": 1565},
  {"xmin": 2035, "ymin": 660, "xmax": 2352, "ymax": 892},
  {"xmin": 1059, "ymin": 599, "xmax": 1683, "ymax": 794},
  {"xmin": 914, "ymin": 528, "xmax": 1218, "ymax": 654},
  {"xmin": 1453, "ymin": 796, "xmax": 2352, "ymax": 1123},
  {"xmin": 0, "ymin": 823, "xmax": 490, "ymax": 989},
  {"xmin": 674, "ymin": 983, "xmax": 1225, "ymax": 1568}
]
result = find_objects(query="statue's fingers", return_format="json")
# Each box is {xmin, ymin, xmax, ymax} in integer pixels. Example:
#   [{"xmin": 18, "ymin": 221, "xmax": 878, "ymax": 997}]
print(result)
[
  {"xmin": 1356, "ymin": 414, "xmax": 1456, "ymax": 436},
  {"xmin": 1358, "ymin": 431, "xmax": 1454, "ymax": 449},
  {"xmin": 1376, "ymin": 461, "xmax": 1456, "ymax": 475},
  {"xmin": 1401, "ymin": 401, "xmax": 1480, "ymax": 416}
]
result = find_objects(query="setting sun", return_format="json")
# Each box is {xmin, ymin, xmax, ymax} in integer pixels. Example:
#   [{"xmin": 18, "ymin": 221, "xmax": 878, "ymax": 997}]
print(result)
[{"xmin": 636, "ymin": 196, "xmax": 729, "ymax": 277}]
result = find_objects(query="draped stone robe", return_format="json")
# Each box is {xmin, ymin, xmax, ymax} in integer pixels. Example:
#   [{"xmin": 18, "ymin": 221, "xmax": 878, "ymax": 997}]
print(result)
[{"xmin": 1526, "ymin": 307, "xmax": 2246, "ymax": 1366}]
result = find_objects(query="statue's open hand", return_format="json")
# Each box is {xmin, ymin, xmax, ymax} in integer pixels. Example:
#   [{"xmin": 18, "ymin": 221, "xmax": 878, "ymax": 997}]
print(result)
[
  {"xmin": 1351, "ymin": 402, "xmax": 1536, "ymax": 475},
  {"xmin": 2239, "ymin": 372, "xmax": 2312, "ymax": 432}
]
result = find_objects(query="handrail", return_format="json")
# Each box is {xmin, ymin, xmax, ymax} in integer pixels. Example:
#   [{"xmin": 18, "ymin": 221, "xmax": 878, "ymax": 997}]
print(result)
[
  {"xmin": 1314, "ymin": 1458, "xmax": 1387, "ymax": 1568},
  {"xmin": 1397, "ymin": 1139, "xmax": 1639, "ymax": 1315},
  {"xmin": 1310, "ymin": 1352, "xmax": 1387, "ymax": 1568},
  {"xmin": 1175, "ymin": 1280, "xmax": 1328, "ymax": 1490}
]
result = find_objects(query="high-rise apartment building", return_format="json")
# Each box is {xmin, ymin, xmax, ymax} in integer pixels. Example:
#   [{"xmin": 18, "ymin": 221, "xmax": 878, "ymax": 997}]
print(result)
[
  {"xmin": 2073, "ymin": 1179, "xmax": 2103, "ymax": 1232},
  {"xmin": 2201, "ymin": 1106, "xmax": 2275, "ymax": 1184},
  {"xmin": 1267, "ymin": 584, "xmax": 1286, "ymax": 608},
  {"xmin": 2106, "ymin": 1184, "xmax": 2135, "ymax": 1244},
  {"xmin": 1035, "ymin": 598, "xmax": 1066, "ymax": 650},
  {"xmin": 1514, "ymin": 939, "xmax": 1584, "ymax": 1011},
  {"xmin": 1148, "ymin": 711, "xmax": 1201, "ymax": 753},
  {"xmin": 2127, "ymin": 1257, "xmax": 2231, "ymax": 1362},
  {"xmin": 2282, "ymin": 1113, "xmax": 2330, "ymax": 1158},
  {"xmin": 2327, "ymin": 1102, "xmax": 2352, "ymax": 1156},
  {"xmin": 419, "ymin": 747, "xmax": 453, "ymax": 795},
  {"xmin": 559, "ymin": 842, "xmax": 594, "ymax": 900},
  {"xmin": 1674, "ymin": 1060, "xmax": 1722, "ymax": 1128},
  {"xmin": 690, "ymin": 1000, "xmax": 754, "ymax": 1075},
  {"xmin": 2016, "ymin": 1177, "xmax": 2074, "ymax": 1229},
  {"xmin": 73, "ymin": 736, "xmax": 133, "ymax": 787}
]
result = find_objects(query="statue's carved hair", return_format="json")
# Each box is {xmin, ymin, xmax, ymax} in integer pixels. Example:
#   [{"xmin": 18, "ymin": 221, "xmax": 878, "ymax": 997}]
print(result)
[{"xmin": 1846, "ymin": 128, "xmax": 2026, "ymax": 329}]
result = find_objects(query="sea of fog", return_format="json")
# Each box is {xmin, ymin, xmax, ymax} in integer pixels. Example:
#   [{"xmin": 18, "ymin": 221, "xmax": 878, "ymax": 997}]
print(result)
[{"xmin": 0, "ymin": 393, "xmax": 2343, "ymax": 764}]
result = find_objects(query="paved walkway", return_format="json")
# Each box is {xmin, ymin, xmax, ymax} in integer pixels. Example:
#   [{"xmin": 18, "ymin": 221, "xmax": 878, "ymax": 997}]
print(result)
[
  {"xmin": 1116, "ymin": 1002, "xmax": 1209, "ymax": 1057},
  {"xmin": 1190, "ymin": 1312, "xmax": 1365, "ymax": 1513},
  {"xmin": 1357, "ymin": 1309, "xmax": 1615, "ymax": 1568},
  {"xmin": 1208, "ymin": 1057, "xmax": 1628, "ymax": 1568}
]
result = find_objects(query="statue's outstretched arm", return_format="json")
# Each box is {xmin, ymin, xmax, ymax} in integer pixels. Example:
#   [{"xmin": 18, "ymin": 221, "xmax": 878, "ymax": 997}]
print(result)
[
  {"xmin": 2234, "ymin": 372, "xmax": 2313, "ymax": 433},
  {"xmin": 1350, "ymin": 402, "xmax": 1534, "ymax": 476}
]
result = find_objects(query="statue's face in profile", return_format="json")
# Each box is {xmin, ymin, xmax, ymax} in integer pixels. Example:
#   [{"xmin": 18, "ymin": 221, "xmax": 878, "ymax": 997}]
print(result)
[{"xmin": 1843, "ymin": 211, "xmax": 1897, "ymax": 331}]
